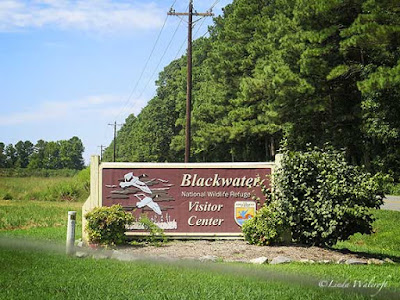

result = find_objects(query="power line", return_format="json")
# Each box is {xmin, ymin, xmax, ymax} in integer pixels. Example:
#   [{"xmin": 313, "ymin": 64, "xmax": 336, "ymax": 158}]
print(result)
[
  {"xmin": 114, "ymin": 0, "xmax": 180, "ymax": 121},
  {"xmin": 127, "ymin": 13, "xmax": 185, "ymax": 113},
  {"xmin": 193, "ymin": 0, "xmax": 220, "ymax": 39},
  {"xmin": 174, "ymin": 0, "xmax": 217, "ymax": 62},
  {"xmin": 98, "ymin": 145, "xmax": 105, "ymax": 161},
  {"xmin": 174, "ymin": 38, "xmax": 187, "ymax": 60},
  {"xmin": 108, "ymin": 122, "xmax": 123, "ymax": 162},
  {"xmin": 210, "ymin": 0, "xmax": 221, "ymax": 11},
  {"xmin": 193, "ymin": 16, "xmax": 207, "ymax": 39},
  {"xmin": 118, "ymin": 0, "xmax": 218, "ymax": 119}
]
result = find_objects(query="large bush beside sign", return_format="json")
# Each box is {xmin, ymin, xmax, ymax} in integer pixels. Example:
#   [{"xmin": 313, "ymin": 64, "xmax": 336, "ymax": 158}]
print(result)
[{"xmin": 243, "ymin": 146, "xmax": 384, "ymax": 246}]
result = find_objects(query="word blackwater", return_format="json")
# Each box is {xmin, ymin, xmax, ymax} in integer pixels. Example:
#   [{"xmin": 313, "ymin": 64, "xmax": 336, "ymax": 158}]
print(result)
[{"xmin": 180, "ymin": 174, "xmax": 260, "ymax": 188}]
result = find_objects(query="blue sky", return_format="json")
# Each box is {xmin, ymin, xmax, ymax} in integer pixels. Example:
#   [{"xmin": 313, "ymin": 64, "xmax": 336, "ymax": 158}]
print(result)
[{"xmin": 0, "ymin": 0, "xmax": 231, "ymax": 163}]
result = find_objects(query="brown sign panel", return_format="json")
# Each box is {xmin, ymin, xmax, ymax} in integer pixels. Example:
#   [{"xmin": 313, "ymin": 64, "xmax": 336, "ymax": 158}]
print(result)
[{"xmin": 102, "ymin": 167, "xmax": 271, "ymax": 234}]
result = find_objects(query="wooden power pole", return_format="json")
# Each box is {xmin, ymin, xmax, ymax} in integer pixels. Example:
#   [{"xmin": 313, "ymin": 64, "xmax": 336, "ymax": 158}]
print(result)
[
  {"xmin": 98, "ymin": 145, "xmax": 105, "ymax": 161},
  {"xmin": 168, "ymin": 1, "xmax": 213, "ymax": 163},
  {"xmin": 108, "ymin": 121, "xmax": 122, "ymax": 162}
]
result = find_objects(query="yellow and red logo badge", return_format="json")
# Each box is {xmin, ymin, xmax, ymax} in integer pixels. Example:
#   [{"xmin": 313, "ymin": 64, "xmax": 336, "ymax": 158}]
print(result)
[{"xmin": 234, "ymin": 201, "xmax": 256, "ymax": 226}]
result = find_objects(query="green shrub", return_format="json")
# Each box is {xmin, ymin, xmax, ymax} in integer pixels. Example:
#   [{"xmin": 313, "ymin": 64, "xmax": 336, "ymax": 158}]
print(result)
[
  {"xmin": 243, "ymin": 182, "xmax": 290, "ymax": 245},
  {"xmin": 242, "ymin": 200, "xmax": 290, "ymax": 246},
  {"xmin": 373, "ymin": 172, "xmax": 396, "ymax": 195},
  {"xmin": 274, "ymin": 145, "xmax": 384, "ymax": 246},
  {"xmin": 53, "ymin": 182, "xmax": 80, "ymax": 201},
  {"xmin": 138, "ymin": 215, "xmax": 167, "ymax": 246},
  {"xmin": 85, "ymin": 205, "xmax": 134, "ymax": 246}
]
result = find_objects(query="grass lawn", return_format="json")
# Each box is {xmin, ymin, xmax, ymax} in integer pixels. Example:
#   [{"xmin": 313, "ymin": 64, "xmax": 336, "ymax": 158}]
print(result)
[
  {"xmin": 1, "ymin": 243, "xmax": 396, "ymax": 300},
  {"xmin": 334, "ymin": 209, "xmax": 400, "ymax": 259},
  {"xmin": 0, "ymin": 200, "xmax": 399, "ymax": 299}
]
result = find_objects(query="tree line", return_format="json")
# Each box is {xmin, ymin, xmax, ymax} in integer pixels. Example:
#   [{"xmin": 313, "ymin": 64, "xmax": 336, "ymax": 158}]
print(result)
[
  {"xmin": 103, "ymin": 0, "xmax": 400, "ymax": 180},
  {"xmin": 0, "ymin": 137, "xmax": 85, "ymax": 170}
]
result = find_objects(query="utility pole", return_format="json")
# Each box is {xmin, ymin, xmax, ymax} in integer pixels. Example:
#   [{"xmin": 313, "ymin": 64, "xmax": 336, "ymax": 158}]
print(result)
[
  {"xmin": 168, "ymin": 1, "xmax": 213, "ymax": 163},
  {"xmin": 108, "ymin": 122, "xmax": 122, "ymax": 162},
  {"xmin": 98, "ymin": 145, "xmax": 105, "ymax": 161}
]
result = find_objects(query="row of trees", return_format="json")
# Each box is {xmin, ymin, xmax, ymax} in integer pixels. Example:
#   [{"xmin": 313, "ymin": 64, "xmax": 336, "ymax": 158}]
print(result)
[
  {"xmin": 104, "ymin": 0, "xmax": 400, "ymax": 179},
  {"xmin": 0, "ymin": 137, "xmax": 85, "ymax": 170}
]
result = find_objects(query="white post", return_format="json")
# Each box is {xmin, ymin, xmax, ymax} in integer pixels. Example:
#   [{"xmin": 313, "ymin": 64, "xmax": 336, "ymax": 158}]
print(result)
[{"xmin": 66, "ymin": 211, "xmax": 76, "ymax": 255}]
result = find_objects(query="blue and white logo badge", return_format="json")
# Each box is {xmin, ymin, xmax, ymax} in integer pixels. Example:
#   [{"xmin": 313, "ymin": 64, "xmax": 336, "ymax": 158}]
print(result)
[{"xmin": 234, "ymin": 201, "xmax": 256, "ymax": 226}]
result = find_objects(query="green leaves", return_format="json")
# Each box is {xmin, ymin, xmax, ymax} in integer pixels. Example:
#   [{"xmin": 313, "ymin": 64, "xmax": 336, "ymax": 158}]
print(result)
[
  {"xmin": 274, "ymin": 146, "xmax": 384, "ymax": 246},
  {"xmin": 1, "ymin": 138, "xmax": 85, "ymax": 170},
  {"xmin": 327, "ymin": 65, "xmax": 351, "ymax": 80},
  {"xmin": 242, "ymin": 200, "xmax": 291, "ymax": 246},
  {"xmin": 85, "ymin": 205, "xmax": 134, "ymax": 246}
]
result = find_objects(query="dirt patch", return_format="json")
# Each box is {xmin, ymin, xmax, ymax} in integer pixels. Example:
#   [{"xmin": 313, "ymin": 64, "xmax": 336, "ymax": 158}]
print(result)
[{"xmin": 116, "ymin": 240, "xmax": 371, "ymax": 263}]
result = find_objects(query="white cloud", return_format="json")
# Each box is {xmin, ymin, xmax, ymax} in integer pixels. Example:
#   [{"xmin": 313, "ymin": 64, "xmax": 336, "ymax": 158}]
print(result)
[
  {"xmin": 0, "ymin": 0, "xmax": 164, "ymax": 33},
  {"xmin": 0, "ymin": 94, "xmax": 146, "ymax": 125}
]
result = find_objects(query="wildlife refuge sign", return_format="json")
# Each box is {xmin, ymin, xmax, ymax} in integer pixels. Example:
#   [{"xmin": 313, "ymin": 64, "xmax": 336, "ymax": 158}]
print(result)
[{"xmin": 83, "ymin": 156, "xmax": 275, "ymax": 239}]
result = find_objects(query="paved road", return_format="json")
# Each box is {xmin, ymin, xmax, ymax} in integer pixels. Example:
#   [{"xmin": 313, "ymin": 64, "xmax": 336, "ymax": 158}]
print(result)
[{"xmin": 382, "ymin": 195, "xmax": 400, "ymax": 211}]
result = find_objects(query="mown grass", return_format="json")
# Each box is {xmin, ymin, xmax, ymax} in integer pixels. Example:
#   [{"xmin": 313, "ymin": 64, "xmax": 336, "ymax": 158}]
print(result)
[
  {"xmin": 261, "ymin": 263, "xmax": 400, "ymax": 288},
  {"xmin": 334, "ymin": 209, "xmax": 400, "ymax": 259},
  {"xmin": 1, "ymin": 244, "xmax": 395, "ymax": 300},
  {"xmin": 0, "ymin": 226, "xmax": 81, "ymax": 242}
]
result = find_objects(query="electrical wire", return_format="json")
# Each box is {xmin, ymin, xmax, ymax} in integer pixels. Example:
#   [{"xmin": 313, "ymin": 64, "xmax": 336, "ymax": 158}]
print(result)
[
  {"xmin": 174, "ymin": 38, "xmax": 187, "ymax": 60},
  {"xmin": 193, "ymin": 16, "xmax": 207, "ymax": 39},
  {"xmin": 174, "ymin": 0, "xmax": 215, "ymax": 60},
  {"xmin": 210, "ymin": 0, "xmax": 221, "ymax": 11},
  {"xmin": 113, "ymin": 0, "xmax": 179, "ymax": 121},
  {"xmin": 121, "ymin": 0, "xmax": 220, "ymax": 117},
  {"xmin": 127, "ymin": 16, "xmax": 185, "ymax": 112}
]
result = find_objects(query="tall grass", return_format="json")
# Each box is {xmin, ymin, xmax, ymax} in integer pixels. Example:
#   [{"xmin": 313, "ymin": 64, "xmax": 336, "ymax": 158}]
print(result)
[{"xmin": 0, "ymin": 168, "xmax": 89, "ymax": 202}]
